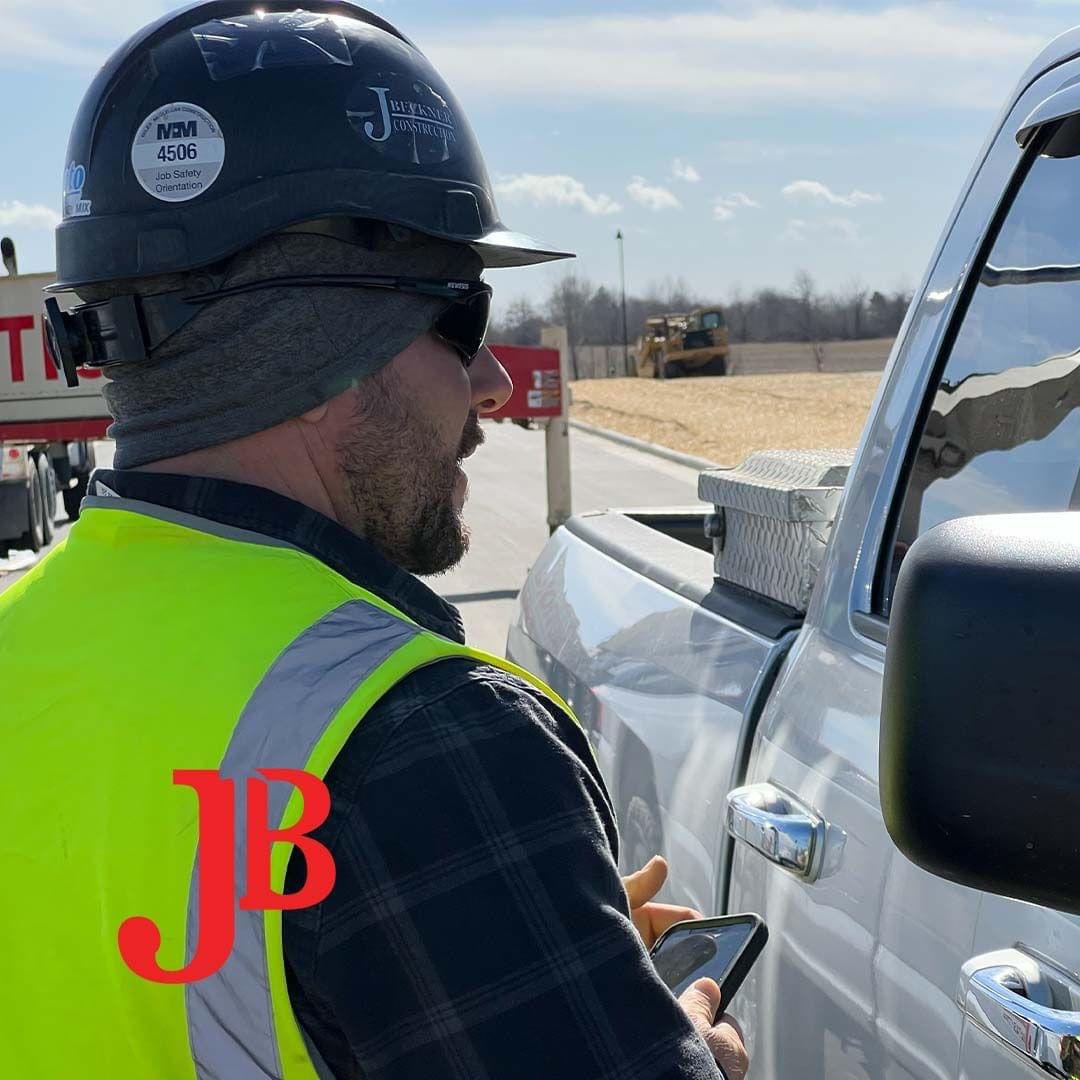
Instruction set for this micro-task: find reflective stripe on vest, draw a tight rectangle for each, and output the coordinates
[0,498,577,1080]
[187,600,417,1080]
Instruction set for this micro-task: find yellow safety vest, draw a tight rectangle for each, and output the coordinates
[0,495,575,1079]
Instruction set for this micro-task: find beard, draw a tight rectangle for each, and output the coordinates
[336,368,484,576]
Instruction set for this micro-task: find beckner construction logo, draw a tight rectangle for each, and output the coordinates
[347,75,458,165]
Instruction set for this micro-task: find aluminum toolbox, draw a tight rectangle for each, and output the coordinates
[697,449,854,612]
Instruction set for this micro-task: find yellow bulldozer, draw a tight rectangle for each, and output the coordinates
[634,308,730,379]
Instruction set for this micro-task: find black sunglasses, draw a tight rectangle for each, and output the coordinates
[44,274,492,387]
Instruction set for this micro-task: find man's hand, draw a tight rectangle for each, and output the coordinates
[622,855,701,950]
[678,978,749,1080]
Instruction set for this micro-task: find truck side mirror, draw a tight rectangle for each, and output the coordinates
[880,512,1080,915]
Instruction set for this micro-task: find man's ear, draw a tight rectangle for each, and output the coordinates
[300,400,330,424]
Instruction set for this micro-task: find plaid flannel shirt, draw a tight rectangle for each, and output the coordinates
[93,469,723,1080]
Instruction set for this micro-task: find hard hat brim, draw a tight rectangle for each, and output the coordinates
[471,229,576,269]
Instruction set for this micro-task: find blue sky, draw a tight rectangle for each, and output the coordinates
[1,1,1077,316]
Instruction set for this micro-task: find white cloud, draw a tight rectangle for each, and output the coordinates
[782,217,862,243]
[494,174,621,216]
[713,192,762,222]
[10,4,1043,120]
[0,0,382,68]
[672,158,702,183]
[0,201,61,230]
[782,179,884,207]
[0,1,171,68]
[626,177,681,211]
[428,6,1041,113]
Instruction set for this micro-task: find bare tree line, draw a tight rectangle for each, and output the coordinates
[490,270,911,350]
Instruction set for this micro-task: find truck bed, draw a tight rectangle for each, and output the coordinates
[506,508,801,914]
[565,508,804,638]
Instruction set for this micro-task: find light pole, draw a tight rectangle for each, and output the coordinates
[616,229,629,376]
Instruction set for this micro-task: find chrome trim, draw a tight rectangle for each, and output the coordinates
[983,262,1080,286]
[961,948,1080,1078]
[726,782,826,882]
[1017,81,1080,147]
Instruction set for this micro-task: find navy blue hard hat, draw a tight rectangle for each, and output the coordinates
[54,1,572,289]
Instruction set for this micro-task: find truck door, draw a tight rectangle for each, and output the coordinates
[893,94,1080,1080]
[727,54,1080,1080]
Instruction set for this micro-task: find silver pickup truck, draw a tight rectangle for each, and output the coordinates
[508,28,1080,1080]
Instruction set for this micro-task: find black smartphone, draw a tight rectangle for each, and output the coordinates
[649,914,768,1009]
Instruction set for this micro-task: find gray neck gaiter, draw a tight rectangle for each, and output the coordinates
[89,227,482,468]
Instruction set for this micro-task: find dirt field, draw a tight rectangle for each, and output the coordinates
[570,371,884,465]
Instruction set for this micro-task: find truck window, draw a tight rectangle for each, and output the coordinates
[882,117,1080,613]
[701,312,724,331]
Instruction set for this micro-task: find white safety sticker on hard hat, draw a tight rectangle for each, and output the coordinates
[131,102,225,203]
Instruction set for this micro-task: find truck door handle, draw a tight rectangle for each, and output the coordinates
[726,783,826,882]
[961,948,1080,1076]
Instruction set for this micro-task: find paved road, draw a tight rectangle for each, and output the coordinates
[430,422,701,653]
[0,425,702,654]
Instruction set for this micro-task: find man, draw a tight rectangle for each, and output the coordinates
[4,4,749,1077]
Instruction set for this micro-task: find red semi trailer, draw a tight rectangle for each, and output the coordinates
[0,270,108,550]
